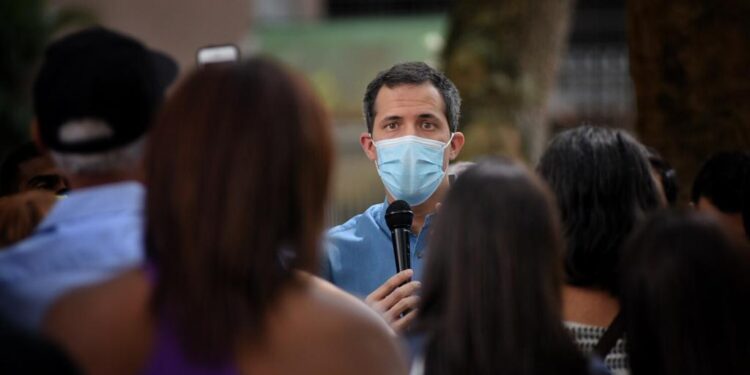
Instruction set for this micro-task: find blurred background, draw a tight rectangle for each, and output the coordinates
[2,0,749,225]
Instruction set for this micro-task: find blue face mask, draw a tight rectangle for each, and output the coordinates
[373,135,453,206]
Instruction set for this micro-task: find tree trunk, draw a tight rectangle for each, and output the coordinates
[627,0,750,202]
[442,0,575,161]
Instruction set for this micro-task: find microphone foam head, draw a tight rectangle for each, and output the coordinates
[385,200,414,230]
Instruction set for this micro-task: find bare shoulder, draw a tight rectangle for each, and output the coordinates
[43,268,152,375]
[240,273,407,375]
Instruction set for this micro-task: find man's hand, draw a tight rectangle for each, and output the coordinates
[365,269,421,334]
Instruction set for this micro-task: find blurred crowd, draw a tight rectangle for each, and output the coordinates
[1,26,749,375]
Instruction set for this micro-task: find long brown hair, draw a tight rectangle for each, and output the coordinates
[145,58,333,361]
[418,158,587,375]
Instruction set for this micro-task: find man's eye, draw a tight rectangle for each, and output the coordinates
[385,123,398,130]
[27,177,54,189]
[421,122,436,129]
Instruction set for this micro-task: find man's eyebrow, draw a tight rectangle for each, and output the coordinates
[417,113,440,119]
[380,115,402,122]
[26,175,63,187]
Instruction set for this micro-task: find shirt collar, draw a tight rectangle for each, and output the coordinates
[375,197,437,235]
[375,198,391,236]
[39,181,145,229]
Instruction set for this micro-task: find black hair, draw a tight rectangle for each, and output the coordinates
[0,142,41,197]
[691,151,750,212]
[418,158,587,375]
[536,126,661,295]
[363,62,461,133]
[646,147,678,206]
[621,210,750,375]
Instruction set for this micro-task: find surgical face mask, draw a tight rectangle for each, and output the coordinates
[373,134,453,206]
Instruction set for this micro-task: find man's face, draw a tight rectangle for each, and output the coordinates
[17,156,69,195]
[360,83,464,168]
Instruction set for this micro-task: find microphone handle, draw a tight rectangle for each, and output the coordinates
[391,228,411,273]
[391,228,413,318]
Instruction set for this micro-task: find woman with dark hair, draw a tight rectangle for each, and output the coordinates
[537,126,661,373]
[42,58,406,375]
[413,158,599,375]
[620,211,750,375]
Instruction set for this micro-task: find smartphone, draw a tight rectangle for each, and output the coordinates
[196,44,239,66]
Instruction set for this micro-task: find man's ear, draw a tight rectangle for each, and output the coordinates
[360,132,377,162]
[30,118,48,153]
[448,131,465,160]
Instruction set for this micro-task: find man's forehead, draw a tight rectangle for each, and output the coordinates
[373,82,446,116]
[18,156,56,178]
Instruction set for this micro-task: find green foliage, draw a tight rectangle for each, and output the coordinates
[0,0,47,154]
[255,16,447,118]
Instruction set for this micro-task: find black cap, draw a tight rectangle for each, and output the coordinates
[33,27,178,154]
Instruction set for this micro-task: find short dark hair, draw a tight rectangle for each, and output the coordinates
[418,158,587,375]
[363,62,461,133]
[621,210,750,375]
[691,151,750,212]
[537,126,661,295]
[146,57,333,361]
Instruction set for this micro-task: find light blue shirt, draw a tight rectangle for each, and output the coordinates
[0,181,145,330]
[322,200,434,298]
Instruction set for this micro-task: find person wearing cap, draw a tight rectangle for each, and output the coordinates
[321,62,465,333]
[0,27,177,330]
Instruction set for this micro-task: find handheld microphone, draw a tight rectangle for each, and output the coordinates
[385,200,414,274]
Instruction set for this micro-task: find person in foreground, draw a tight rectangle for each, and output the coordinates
[537,126,661,374]
[44,59,406,375]
[411,158,608,375]
[620,211,750,375]
[0,27,177,329]
[323,62,465,332]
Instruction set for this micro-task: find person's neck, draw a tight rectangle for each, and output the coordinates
[387,178,449,235]
[68,170,142,190]
[562,284,619,327]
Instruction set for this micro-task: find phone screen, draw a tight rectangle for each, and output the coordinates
[196,45,239,66]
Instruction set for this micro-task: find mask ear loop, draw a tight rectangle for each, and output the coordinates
[370,133,381,169]
[441,133,456,172]
[443,133,455,152]
[445,133,455,148]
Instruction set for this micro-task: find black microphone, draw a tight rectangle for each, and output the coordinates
[385,200,414,274]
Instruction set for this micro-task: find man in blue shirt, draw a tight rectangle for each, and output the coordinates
[323,62,465,332]
[0,27,177,330]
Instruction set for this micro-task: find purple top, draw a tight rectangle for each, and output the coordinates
[141,264,240,375]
